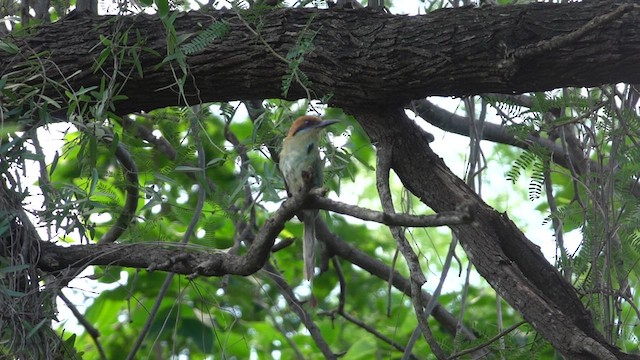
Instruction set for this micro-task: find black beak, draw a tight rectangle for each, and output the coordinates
[316,119,339,129]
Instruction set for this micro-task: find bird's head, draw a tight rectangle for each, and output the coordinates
[287,115,339,138]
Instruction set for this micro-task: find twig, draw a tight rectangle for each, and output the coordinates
[405,235,459,358]
[332,256,346,313]
[513,4,635,59]
[340,311,418,360]
[447,321,527,360]
[263,263,336,359]
[309,194,472,227]
[58,291,107,360]
[387,249,399,317]
[271,238,295,252]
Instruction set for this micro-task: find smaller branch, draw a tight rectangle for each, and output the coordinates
[387,249,399,317]
[98,142,139,244]
[513,4,635,59]
[405,235,459,357]
[332,256,346,313]
[411,99,570,165]
[271,238,295,252]
[376,145,445,359]
[58,291,107,360]
[339,311,418,360]
[263,263,336,359]
[447,321,527,360]
[308,194,472,227]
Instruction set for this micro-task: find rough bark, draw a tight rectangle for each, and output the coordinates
[2,1,640,115]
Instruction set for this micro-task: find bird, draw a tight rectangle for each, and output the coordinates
[279,115,338,282]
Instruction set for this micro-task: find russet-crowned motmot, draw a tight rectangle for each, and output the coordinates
[280,115,338,281]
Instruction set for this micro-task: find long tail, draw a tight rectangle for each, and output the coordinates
[302,209,318,281]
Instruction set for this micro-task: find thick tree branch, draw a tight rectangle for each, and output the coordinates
[3,1,640,115]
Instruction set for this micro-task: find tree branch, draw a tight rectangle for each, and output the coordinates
[308,192,472,227]
[3,1,640,115]
[36,188,307,277]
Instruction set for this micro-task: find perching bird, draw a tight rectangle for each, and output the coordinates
[279,115,338,281]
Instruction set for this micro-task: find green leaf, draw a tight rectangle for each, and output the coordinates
[174,165,203,172]
[0,263,31,273]
[0,40,19,54]
[0,287,26,297]
[343,336,377,359]
[26,319,48,339]
[155,0,169,17]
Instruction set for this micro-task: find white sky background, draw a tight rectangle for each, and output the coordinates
[19,0,581,335]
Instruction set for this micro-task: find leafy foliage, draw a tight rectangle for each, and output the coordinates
[180,21,230,55]
[281,15,318,97]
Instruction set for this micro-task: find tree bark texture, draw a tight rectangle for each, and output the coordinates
[2,1,640,115]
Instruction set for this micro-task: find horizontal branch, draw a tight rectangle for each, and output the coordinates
[411,98,640,198]
[411,99,574,165]
[308,192,473,227]
[3,1,640,114]
[36,189,307,276]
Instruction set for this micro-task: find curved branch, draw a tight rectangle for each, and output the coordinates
[263,263,336,359]
[58,291,107,360]
[411,98,640,199]
[347,105,626,359]
[410,98,575,168]
[375,144,446,359]
[98,142,139,244]
[36,187,306,276]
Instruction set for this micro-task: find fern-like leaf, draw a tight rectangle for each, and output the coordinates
[181,21,230,56]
